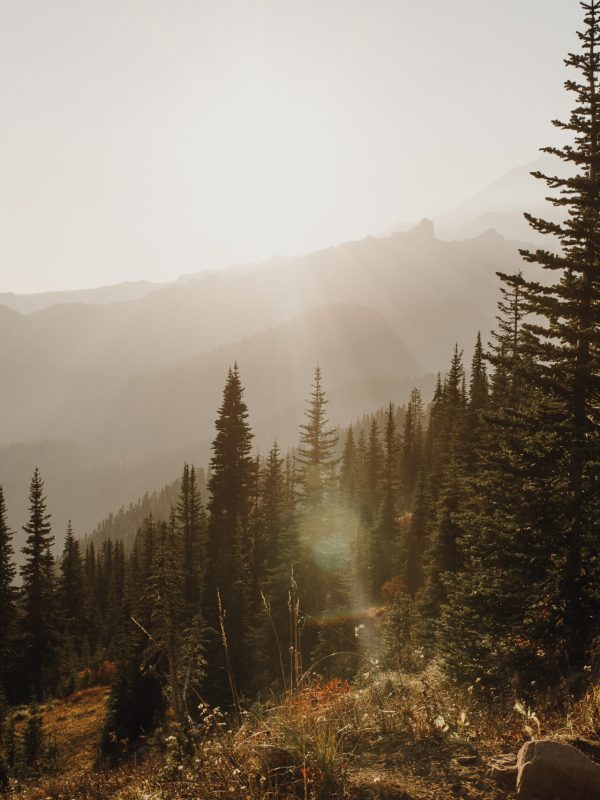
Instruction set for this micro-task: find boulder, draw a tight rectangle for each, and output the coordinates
[489,753,518,788]
[516,739,600,799]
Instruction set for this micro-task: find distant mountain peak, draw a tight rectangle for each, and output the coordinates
[409,218,435,238]
[479,227,504,241]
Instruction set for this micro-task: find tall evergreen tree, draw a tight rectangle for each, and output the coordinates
[363,418,382,528]
[439,275,560,687]
[515,0,600,661]
[339,426,358,504]
[418,348,467,640]
[465,332,489,471]
[295,368,342,616]
[296,366,339,508]
[20,469,58,700]
[0,487,16,696]
[402,388,423,504]
[255,443,301,689]
[58,521,86,690]
[371,403,401,599]
[204,365,255,698]
[144,517,192,726]
[401,470,430,596]
[177,464,207,617]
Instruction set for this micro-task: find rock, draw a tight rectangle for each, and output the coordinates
[489,753,517,788]
[516,739,600,799]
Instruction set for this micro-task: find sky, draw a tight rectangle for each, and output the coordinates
[0,0,582,294]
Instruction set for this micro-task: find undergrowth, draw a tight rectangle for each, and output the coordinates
[5,665,600,799]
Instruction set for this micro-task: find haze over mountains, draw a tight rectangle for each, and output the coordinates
[385,155,564,244]
[0,160,545,556]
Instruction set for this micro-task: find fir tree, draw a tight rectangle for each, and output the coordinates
[295,368,346,625]
[371,403,401,599]
[402,469,430,597]
[204,365,255,699]
[255,443,301,689]
[59,522,85,647]
[144,517,189,726]
[57,522,86,692]
[516,0,600,661]
[339,426,358,504]
[20,469,58,700]
[362,418,382,528]
[296,366,339,509]
[177,464,207,617]
[465,332,488,471]
[0,487,16,696]
[418,348,467,641]
[439,278,559,687]
[402,388,423,504]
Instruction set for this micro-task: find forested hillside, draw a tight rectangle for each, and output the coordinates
[1,3,600,799]
[2,222,513,553]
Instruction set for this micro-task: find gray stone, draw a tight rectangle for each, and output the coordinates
[517,739,600,799]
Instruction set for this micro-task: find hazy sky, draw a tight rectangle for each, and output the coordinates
[0,1,581,293]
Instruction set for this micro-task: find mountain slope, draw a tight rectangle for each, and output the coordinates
[90,302,421,457]
[0,280,168,314]
[0,439,209,563]
[384,156,566,244]
[0,222,525,551]
[0,223,523,449]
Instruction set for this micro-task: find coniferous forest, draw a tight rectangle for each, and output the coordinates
[2,3,600,799]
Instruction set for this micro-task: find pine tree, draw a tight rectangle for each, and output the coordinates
[339,426,358,504]
[515,0,600,661]
[296,366,339,509]
[260,443,287,571]
[101,516,164,759]
[0,487,16,696]
[371,403,401,599]
[59,523,85,647]
[418,348,467,641]
[20,469,58,700]
[145,518,189,726]
[295,368,345,624]
[83,541,101,659]
[255,443,301,689]
[177,464,207,617]
[402,388,423,504]
[402,469,430,596]
[424,374,445,505]
[248,453,264,618]
[204,365,255,699]
[489,271,528,400]
[439,278,559,687]
[465,332,488,471]
[57,522,86,693]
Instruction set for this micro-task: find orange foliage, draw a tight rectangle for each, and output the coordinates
[76,660,116,689]
[380,575,408,604]
[288,677,351,715]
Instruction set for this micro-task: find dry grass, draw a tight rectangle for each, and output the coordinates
[7,668,600,800]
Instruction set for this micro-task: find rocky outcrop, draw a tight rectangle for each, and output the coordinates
[516,739,600,799]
